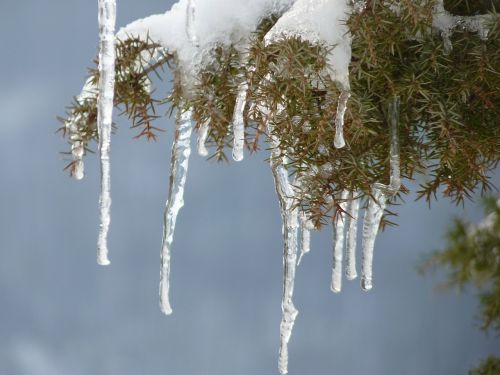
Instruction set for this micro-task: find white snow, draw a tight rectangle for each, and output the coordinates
[159,109,194,315]
[96,0,117,266]
[264,0,352,90]
[433,0,492,53]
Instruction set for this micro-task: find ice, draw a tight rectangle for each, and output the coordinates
[433,0,492,53]
[361,97,401,291]
[268,127,299,375]
[345,190,360,280]
[159,109,194,315]
[96,0,117,266]
[186,0,199,46]
[333,90,350,149]
[232,80,248,161]
[297,211,314,265]
[331,190,349,293]
[197,120,210,156]
[360,186,386,291]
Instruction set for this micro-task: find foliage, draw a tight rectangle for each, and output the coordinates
[420,196,500,373]
[60,0,499,224]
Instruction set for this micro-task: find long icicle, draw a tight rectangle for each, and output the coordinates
[331,190,349,293]
[268,127,299,375]
[197,120,209,157]
[232,45,251,162]
[96,0,117,266]
[159,109,194,315]
[361,97,401,291]
[345,190,360,280]
[333,89,350,149]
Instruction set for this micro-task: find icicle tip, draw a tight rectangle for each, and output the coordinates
[361,277,372,291]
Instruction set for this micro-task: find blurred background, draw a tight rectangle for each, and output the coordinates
[0,1,498,374]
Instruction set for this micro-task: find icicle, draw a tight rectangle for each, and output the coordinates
[333,90,350,149]
[361,97,401,291]
[96,0,117,266]
[70,139,85,180]
[331,190,349,293]
[197,120,209,157]
[159,109,194,315]
[345,190,360,280]
[232,80,248,161]
[297,212,314,266]
[232,45,251,162]
[433,0,492,53]
[185,0,199,46]
[360,186,385,291]
[268,126,299,375]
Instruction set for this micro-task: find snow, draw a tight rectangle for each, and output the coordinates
[264,0,352,90]
[433,0,492,53]
[159,109,194,315]
[96,0,117,266]
[116,0,295,89]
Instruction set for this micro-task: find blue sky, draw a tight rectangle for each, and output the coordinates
[0,1,497,374]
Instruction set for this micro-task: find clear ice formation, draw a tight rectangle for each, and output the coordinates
[345,190,360,280]
[297,211,314,265]
[333,90,351,149]
[197,120,210,157]
[159,109,194,315]
[268,129,299,375]
[331,190,349,293]
[96,0,117,266]
[186,0,199,46]
[361,97,401,291]
[433,0,492,53]
[232,80,248,161]
[232,46,251,162]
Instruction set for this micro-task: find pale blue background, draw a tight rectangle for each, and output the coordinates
[0,1,497,374]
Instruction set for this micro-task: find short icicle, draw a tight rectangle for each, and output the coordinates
[331,190,349,293]
[345,190,360,280]
[361,97,401,291]
[159,109,194,315]
[197,120,209,157]
[96,0,117,266]
[297,211,314,266]
[185,0,199,46]
[269,132,299,375]
[232,80,248,161]
[333,89,350,149]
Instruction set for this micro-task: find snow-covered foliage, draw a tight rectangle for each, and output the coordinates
[61,0,499,373]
